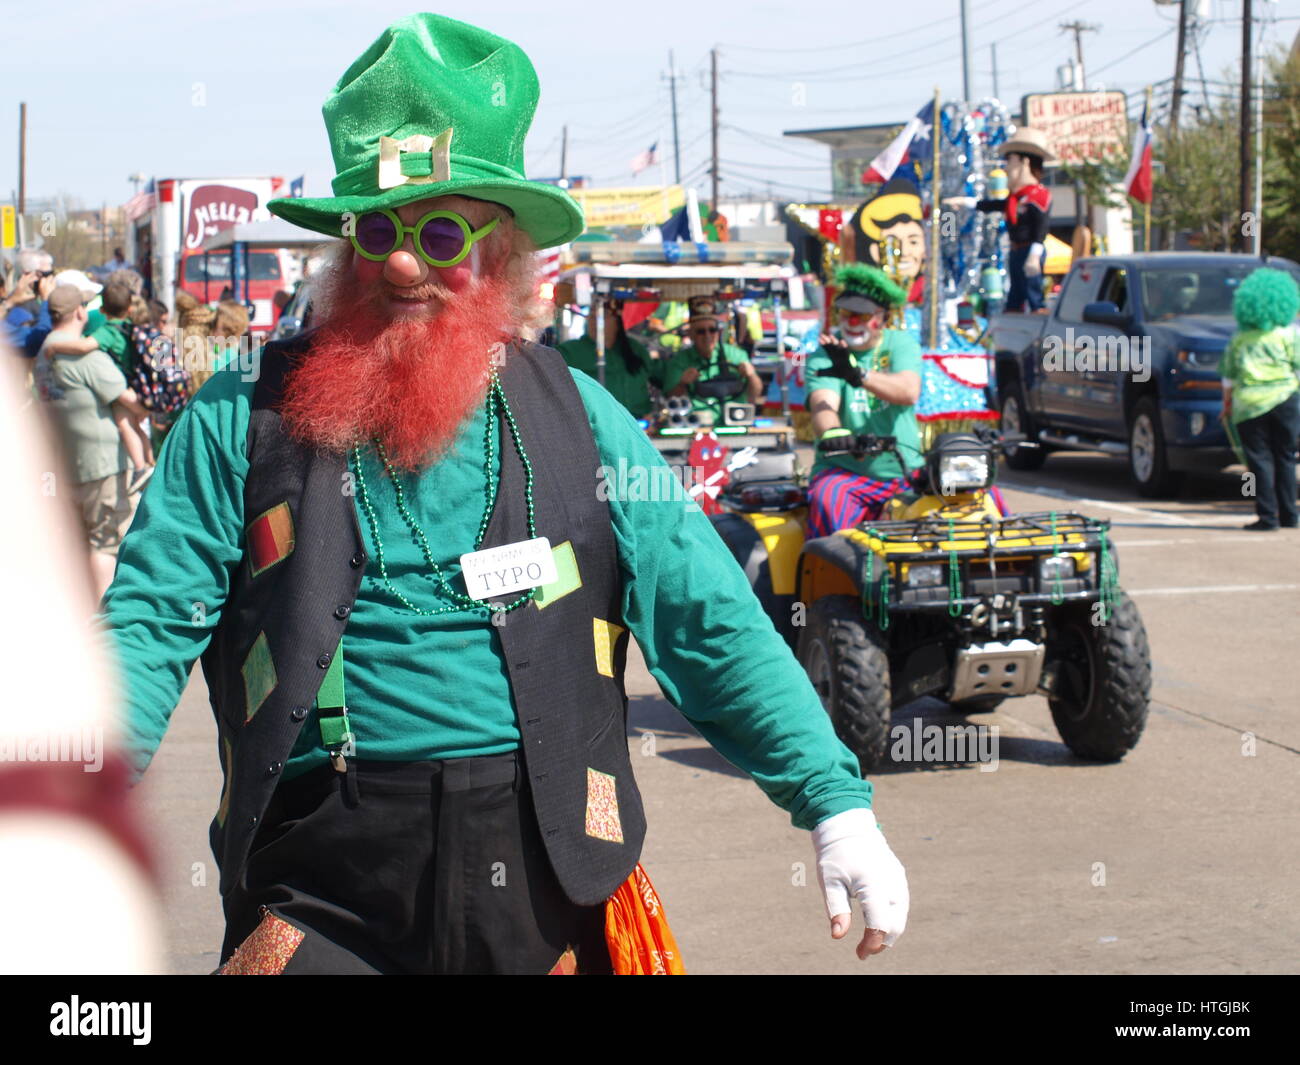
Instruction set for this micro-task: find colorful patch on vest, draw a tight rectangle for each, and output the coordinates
[533,540,581,611]
[592,618,625,678]
[218,911,305,975]
[585,767,624,844]
[242,632,277,722]
[247,501,295,578]
[548,948,578,975]
[216,735,233,828]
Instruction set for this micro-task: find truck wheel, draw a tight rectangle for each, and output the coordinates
[797,596,892,772]
[712,513,796,646]
[1047,590,1151,761]
[1000,383,1047,470]
[1128,397,1183,497]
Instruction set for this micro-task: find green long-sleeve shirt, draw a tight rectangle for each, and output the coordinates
[101,354,871,829]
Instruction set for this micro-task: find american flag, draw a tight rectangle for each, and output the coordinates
[124,179,156,221]
[630,142,659,176]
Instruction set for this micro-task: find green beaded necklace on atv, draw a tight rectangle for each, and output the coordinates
[350,370,538,618]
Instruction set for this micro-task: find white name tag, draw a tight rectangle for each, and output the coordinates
[460,536,558,601]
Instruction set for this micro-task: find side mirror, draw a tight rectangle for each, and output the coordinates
[1082,300,1130,329]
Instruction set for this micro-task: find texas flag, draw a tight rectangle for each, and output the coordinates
[1123,101,1154,205]
[863,101,935,185]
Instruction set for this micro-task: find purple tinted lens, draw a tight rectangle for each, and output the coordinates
[356,212,397,255]
[419,217,467,263]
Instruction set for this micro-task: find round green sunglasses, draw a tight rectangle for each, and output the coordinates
[349,208,500,267]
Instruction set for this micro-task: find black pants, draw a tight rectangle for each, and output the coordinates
[220,753,611,974]
[1237,391,1300,527]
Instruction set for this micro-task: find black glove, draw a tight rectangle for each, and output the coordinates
[821,338,864,389]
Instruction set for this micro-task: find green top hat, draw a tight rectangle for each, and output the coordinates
[268,13,584,249]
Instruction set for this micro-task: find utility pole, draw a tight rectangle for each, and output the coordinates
[1170,0,1190,135]
[17,103,26,216]
[1060,21,1099,89]
[559,124,568,180]
[991,43,1000,100]
[710,48,720,211]
[960,0,973,102]
[665,51,683,185]
[1240,0,1252,252]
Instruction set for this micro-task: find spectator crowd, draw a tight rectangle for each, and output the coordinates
[2,247,252,594]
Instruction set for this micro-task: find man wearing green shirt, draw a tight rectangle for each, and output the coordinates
[99,14,907,975]
[663,301,763,423]
[556,301,663,418]
[806,263,923,538]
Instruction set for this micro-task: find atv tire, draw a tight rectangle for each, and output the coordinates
[798,596,892,771]
[712,513,796,646]
[1047,589,1151,760]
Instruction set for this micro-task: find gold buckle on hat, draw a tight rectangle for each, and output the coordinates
[377,128,453,190]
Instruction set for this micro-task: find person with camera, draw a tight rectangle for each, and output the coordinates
[806,263,923,538]
[663,299,762,424]
[3,252,59,358]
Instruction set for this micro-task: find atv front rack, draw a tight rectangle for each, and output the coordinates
[848,510,1120,618]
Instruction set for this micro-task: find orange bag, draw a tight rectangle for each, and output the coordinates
[603,863,686,975]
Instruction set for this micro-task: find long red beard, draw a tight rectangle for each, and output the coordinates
[279,275,516,471]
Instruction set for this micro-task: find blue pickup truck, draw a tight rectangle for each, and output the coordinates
[990,252,1300,496]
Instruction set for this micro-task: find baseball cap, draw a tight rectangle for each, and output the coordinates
[47,285,88,319]
[55,269,103,298]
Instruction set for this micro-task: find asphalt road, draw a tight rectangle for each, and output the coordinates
[136,449,1300,975]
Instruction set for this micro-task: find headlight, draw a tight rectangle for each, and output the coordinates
[1038,555,1076,583]
[1177,349,1221,369]
[904,563,944,587]
[938,453,991,495]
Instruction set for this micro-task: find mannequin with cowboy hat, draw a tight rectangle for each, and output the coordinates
[99,13,907,974]
[947,127,1056,313]
[663,296,763,423]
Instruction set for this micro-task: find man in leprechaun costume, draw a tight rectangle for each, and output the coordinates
[100,13,908,975]
[806,263,923,538]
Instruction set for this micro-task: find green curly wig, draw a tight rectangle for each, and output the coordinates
[834,261,906,310]
[1233,268,1300,332]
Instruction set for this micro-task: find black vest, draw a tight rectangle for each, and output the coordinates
[200,335,646,906]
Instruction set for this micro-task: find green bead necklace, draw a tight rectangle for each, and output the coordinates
[350,371,537,619]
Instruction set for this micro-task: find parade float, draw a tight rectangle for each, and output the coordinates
[779,96,1068,447]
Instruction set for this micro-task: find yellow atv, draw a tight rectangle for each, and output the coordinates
[712,429,1152,770]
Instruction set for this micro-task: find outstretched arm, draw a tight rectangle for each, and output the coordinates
[99,367,254,777]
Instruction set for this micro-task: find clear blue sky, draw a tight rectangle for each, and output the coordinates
[2,0,1294,210]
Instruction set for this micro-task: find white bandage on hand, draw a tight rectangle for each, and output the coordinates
[812,807,910,947]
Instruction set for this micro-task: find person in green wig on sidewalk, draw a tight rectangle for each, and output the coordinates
[1220,267,1300,531]
[97,12,907,975]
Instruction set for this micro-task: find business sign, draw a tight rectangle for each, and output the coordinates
[570,185,686,229]
[1,205,15,249]
[183,184,262,250]
[1022,91,1128,165]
